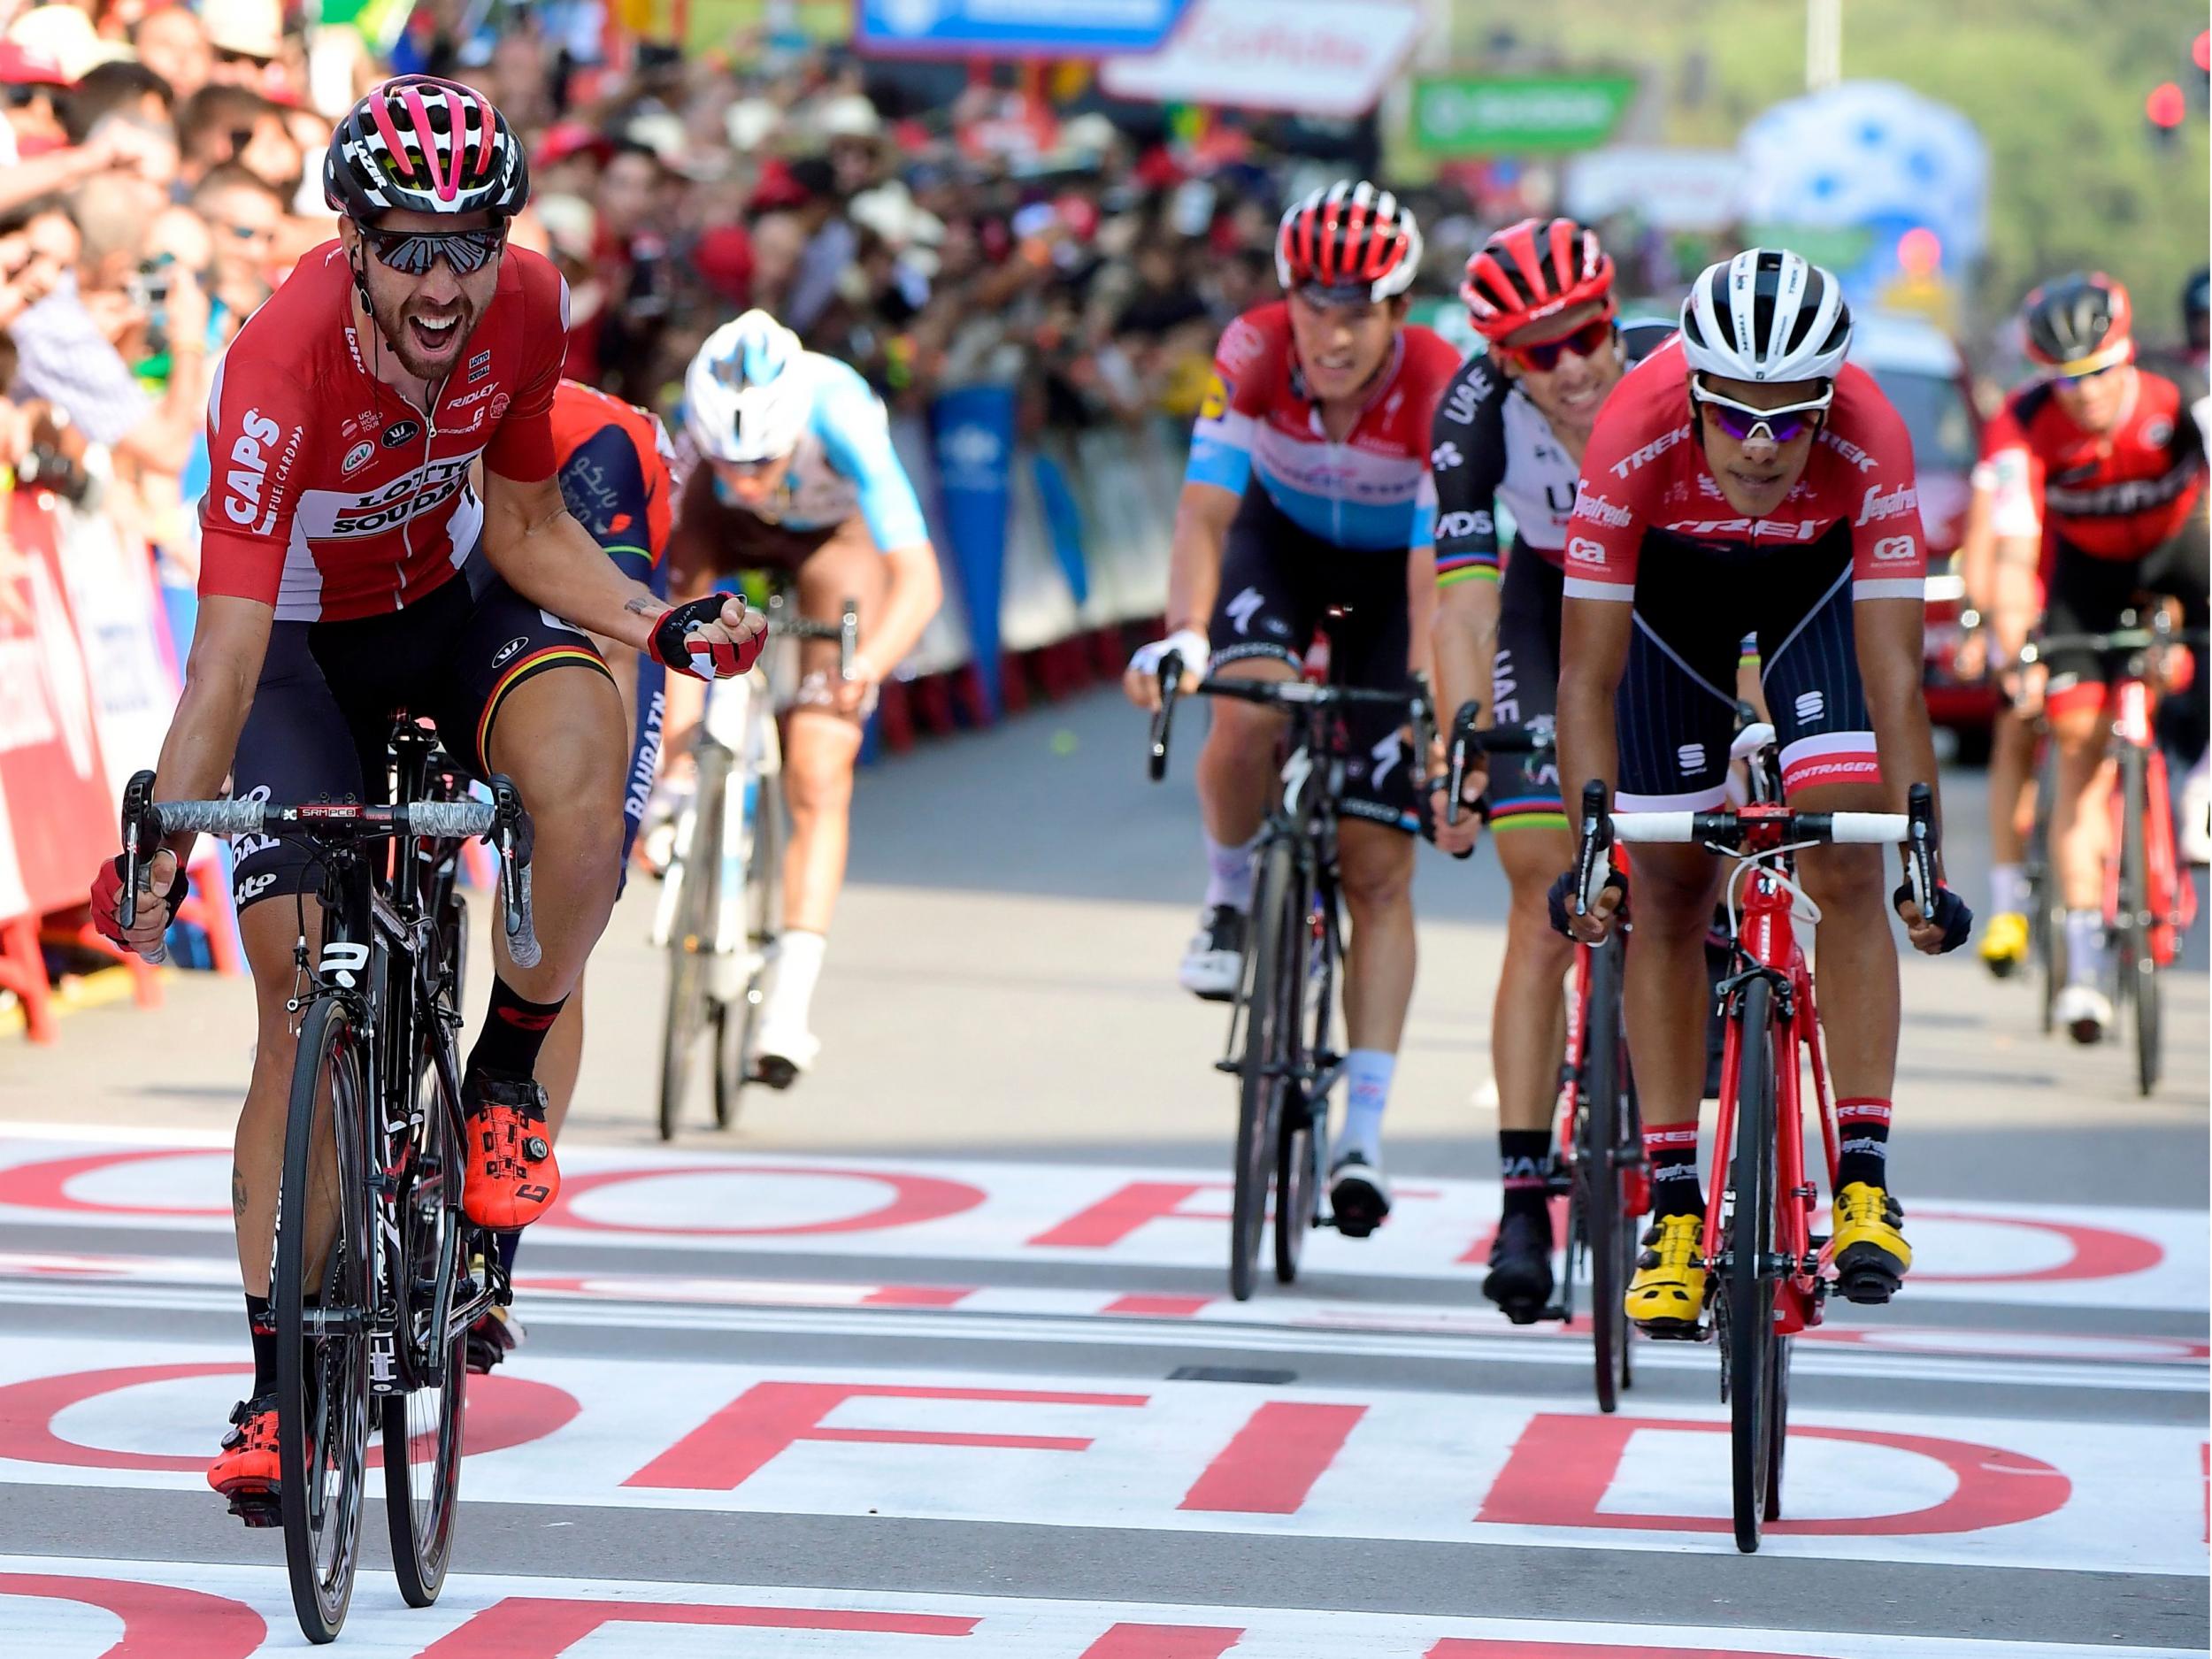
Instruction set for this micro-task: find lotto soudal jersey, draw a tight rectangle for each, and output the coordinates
[1562,342,1928,603]
[1185,301,1461,552]
[1431,318,1677,585]
[1981,370,2207,560]
[197,242,570,623]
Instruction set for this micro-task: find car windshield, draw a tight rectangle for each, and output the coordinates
[1868,366,1978,474]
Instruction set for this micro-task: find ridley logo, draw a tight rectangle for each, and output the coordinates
[383,418,423,448]
[341,441,375,474]
[448,382,498,410]
[492,635,528,666]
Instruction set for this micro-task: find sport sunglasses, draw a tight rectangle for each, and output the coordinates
[363,225,507,277]
[1692,375,1833,444]
[1502,316,1616,372]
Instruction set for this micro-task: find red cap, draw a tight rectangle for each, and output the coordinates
[694,225,754,305]
[0,42,71,88]
[746,158,813,214]
[536,121,613,172]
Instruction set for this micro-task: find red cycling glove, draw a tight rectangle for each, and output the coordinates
[648,595,765,681]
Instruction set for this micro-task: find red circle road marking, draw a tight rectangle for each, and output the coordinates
[0,1150,228,1219]
[547,1165,987,1237]
[0,1571,265,1659]
[0,1363,577,1471]
[1909,1210,2165,1285]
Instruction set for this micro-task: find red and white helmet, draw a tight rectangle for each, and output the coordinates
[1274,180,1423,303]
[1459,218,1615,343]
[324,75,530,224]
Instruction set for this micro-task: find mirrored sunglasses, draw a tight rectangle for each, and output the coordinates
[1693,376,1832,444]
[1503,316,1615,373]
[365,226,506,277]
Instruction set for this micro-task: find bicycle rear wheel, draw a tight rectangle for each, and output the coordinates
[1583,937,1636,1414]
[1233,840,1299,1302]
[2117,746,2160,1095]
[275,997,372,1642]
[383,1044,465,1607]
[1724,975,1778,1555]
[658,745,729,1140]
[1274,885,1329,1284]
[716,763,783,1128]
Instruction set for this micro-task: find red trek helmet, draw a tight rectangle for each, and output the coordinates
[1460,217,1616,343]
[1274,179,1423,303]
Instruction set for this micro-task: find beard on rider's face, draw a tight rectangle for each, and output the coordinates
[365,275,478,380]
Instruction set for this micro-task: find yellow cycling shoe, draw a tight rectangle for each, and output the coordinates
[1832,1182,1910,1305]
[1978,911,2028,979]
[1624,1212,1707,1334]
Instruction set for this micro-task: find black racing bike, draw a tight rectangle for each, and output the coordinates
[1148,612,1439,1302]
[119,719,537,1644]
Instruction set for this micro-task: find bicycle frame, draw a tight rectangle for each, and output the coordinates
[1698,808,1840,1339]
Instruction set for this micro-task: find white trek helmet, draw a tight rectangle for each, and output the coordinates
[685,311,810,464]
[1678,248,1853,384]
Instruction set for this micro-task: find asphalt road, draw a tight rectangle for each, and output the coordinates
[0,687,2204,1656]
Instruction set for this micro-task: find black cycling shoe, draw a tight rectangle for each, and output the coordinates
[1483,1210,1555,1324]
[1328,1153,1391,1239]
[465,1303,525,1374]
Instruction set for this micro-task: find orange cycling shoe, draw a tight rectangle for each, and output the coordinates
[463,1071,559,1230]
[209,1395,284,1525]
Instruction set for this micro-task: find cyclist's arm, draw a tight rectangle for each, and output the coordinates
[150,593,273,863]
[1170,317,1273,644]
[1980,434,2044,664]
[1556,591,1632,810]
[815,367,943,680]
[481,465,682,652]
[1427,361,1507,728]
[1555,396,1652,804]
[1847,396,1947,841]
[1165,481,1240,639]
[1407,488,1437,685]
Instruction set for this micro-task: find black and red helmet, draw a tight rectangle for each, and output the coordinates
[1460,217,1616,343]
[2021,272,2133,375]
[324,75,530,225]
[1274,180,1423,303]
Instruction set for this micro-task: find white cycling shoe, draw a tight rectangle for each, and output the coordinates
[751,1015,819,1090]
[2053,983,2112,1046]
[1328,1152,1392,1239]
[2181,755,2211,867]
[1179,904,1246,1002]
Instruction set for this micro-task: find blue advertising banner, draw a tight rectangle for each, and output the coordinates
[856,0,1190,60]
[931,384,1019,715]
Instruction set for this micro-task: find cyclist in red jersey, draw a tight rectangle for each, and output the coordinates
[1983,273,2209,1041]
[1552,250,1971,1332]
[1122,180,1457,1234]
[85,76,763,1515]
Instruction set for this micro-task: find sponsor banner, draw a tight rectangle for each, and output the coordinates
[1101,0,1425,119]
[1,1557,2200,1659]
[0,1138,2202,1311]
[856,0,1190,60]
[0,1339,2200,1573]
[46,499,180,812]
[930,385,1018,712]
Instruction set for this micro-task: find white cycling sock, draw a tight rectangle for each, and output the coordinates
[1339,1048,1394,1164]
[1988,863,2029,918]
[764,929,826,1029]
[2062,909,2108,988]
[1202,833,1257,911]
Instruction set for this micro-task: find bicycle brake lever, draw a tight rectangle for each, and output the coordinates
[119,768,157,932]
[1148,654,1181,782]
[1905,781,1936,917]
[1445,701,1481,828]
[1577,779,1613,914]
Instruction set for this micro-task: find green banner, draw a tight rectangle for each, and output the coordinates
[1743,222,1877,274]
[1411,74,1638,156]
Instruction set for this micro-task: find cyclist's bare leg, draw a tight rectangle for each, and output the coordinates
[1988,707,2036,869]
[1338,818,1416,1052]
[1621,841,1726,1145]
[1493,826,1574,1133]
[782,710,861,931]
[234,896,339,1298]
[1194,656,1294,847]
[2047,700,2115,911]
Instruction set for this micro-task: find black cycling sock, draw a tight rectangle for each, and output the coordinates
[1836,1098,1892,1190]
[1498,1130,1551,1223]
[467,977,567,1085]
[246,1294,277,1398]
[1643,1125,1704,1220]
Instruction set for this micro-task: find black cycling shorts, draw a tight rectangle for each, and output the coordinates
[1486,543,1567,832]
[1206,488,1417,833]
[2041,530,2211,696]
[1616,524,1875,810]
[228,555,613,912]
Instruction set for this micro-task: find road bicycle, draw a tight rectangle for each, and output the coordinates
[119,725,538,1642]
[1147,614,1438,1302]
[654,589,857,1139]
[1572,739,1938,1552]
[1438,709,1643,1413]
[2019,611,2204,1094]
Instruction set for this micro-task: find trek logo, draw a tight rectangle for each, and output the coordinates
[493,635,528,666]
[1855,482,1918,525]
[1574,490,1633,528]
[1871,534,1917,562]
[1668,516,1821,541]
[383,419,424,448]
[1566,536,1607,566]
[341,441,375,474]
[222,410,284,526]
[1820,430,1878,473]
[1607,423,1691,480]
[1436,509,1492,541]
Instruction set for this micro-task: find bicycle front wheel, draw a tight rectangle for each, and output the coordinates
[658,745,729,1140]
[1583,936,1637,1414]
[1724,975,1778,1555]
[275,996,373,1642]
[1233,840,1301,1302]
[383,1045,466,1607]
[2117,745,2160,1095]
[1274,880,1329,1285]
[716,761,783,1128]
